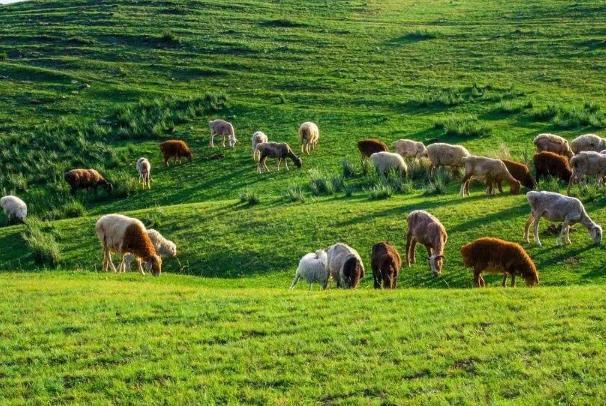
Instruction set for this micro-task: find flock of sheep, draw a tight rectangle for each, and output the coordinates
[0,116,603,286]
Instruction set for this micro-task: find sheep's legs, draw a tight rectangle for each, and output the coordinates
[558,219,571,245]
[290,275,300,289]
[501,274,507,287]
[523,214,535,243]
[533,215,542,246]
[405,233,415,266]
[277,159,281,171]
[511,274,516,287]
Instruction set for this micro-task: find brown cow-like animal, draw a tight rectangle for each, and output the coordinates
[159,140,193,167]
[371,241,402,289]
[64,169,113,194]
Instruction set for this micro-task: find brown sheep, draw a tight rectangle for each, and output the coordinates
[406,210,448,275]
[501,159,537,190]
[533,151,572,183]
[460,156,520,196]
[159,140,193,167]
[460,237,539,288]
[254,142,302,173]
[371,241,402,289]
[64,169,113,194]
[357,139,388,159]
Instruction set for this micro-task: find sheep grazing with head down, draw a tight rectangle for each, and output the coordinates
[393,139,427,160]
[524,191,602,246]
[209,119,237,148]
[120,228,177,272]
[371,241,401,289]
[0,195,27,223]
[326,243,365,288]
[290,249,329,289]
[533,133,573,159]
[370,151,407,179]
[298,122,319,155]
[136,157,151,189]
[255,142,302,173]
[567,151,606,194]
[461,237,539,288]
[357,139,388,159]
[95,214,162,276]
[533,151,572,183]
[501,159,536,190]
[251,131,268,159]
[460,156,520,196]
[406,210,448,275]
[159,140,192,167]
[571,133,606,154]
[64,169,113,194]
[426,143,470,177]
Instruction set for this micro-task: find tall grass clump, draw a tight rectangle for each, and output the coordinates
[537,176,562,193]
[494,99,533,114]
[284,185,306,203]
[529,102,606,129]
[342,160,357,178]
[424,171,449,195]
[368,183,393,200]
[239,190,261,206]
[309,170,334,196]
[21,218,61,267]
[433,115,491,138]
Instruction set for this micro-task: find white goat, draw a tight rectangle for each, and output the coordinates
[426,143,470,176]
[533,133,573,158]
[298,122,319,155]
[568,151,606,193]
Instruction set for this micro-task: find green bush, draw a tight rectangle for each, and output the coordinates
[284,185,306,203]
[21,218,61,268]
[309,171,334,196]
[368,183,393,200]
[424,171,448,195]
[342,160,357,178]
[239,190,260,206]
[434,115,491,138]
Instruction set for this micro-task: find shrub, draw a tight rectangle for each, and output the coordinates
[368,183,393,200]
[309,170,333,196]
[360,159,371,176]
[21,218,61,268]
[390,177,414,194]
[402,29,438,41]
[433,115,491,138]
[239,190,261,206]
[494,99,533,114]
[284,185,306,203]
[331,175,345,193]
[344,184,355,197]
[408,159,432,182]
[424,171,448,195]
[160,31,180,45]
[110,171,139,198]
[342,160,357,178]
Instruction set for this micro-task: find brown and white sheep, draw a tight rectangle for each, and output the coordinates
[136,157,151,189]
[426,143,470,177]
[64,169,113,194]
[209,119,237,148]
[393,139,427,160]
[501,159,536,190]
[460,156,520,196]
[533,133,573,158]
[371,241,401,289]
[326,243,365,288]
[298,122,319,155]
[254,142,302,173]
[571,133,606,154]
[120,228,177,272]
[533,151,572,183]
[251,131,268,159]
[95,214,162,276]
[461,237,539,288]
[159,140,193,167]
[405,210,448,275]
[357,139,388,159]
[568,151,606,193]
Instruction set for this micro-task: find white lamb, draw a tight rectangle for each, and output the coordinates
[209,119,237,148]
[0,195,27,223]
[426,143,470,176]
[568,151,606,193]
[369,151,407,179]
[251,131,268,159]
[570,134,606,154]
[136,157,151,189]
[393,139,427,159]
[298,122,319,155]
[290,249,329,289]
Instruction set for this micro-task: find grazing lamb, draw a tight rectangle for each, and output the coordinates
[357,139,388,159]
[533,133,573,158]
[120,228,177,272]
[0,195,27,223]
[405,210,448,275]
[298,122,319,155]
[524,191,602,246]
[255,142,302,173]
[393,139,428,160]
[159,140,192,167]
[369,151,407,179]
[571,133,606,154]
[371,241,401,289]
[568,151,606,193]
[95,214,162,276]
[136,157,151,189]
[501,159,536,190]
[460,156,520,196]
[209,119,237,148]
[461,237,539,288]
[64,169,113,194]
[251,131,268,159]
[533,151,572,183]
[326,243,365,288]
[426,143,470,177]
[290,249,329,289]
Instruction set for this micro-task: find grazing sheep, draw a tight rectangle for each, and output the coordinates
[298,122,319,155]
[369,151,407,179]
[120,228,177,272]
[524,191,602,246]
[326,243,365,288]
[533,133,573,158]
[533,151,572,183]
[136,157,151,189]
[159,140,193,167]
[568,151,606,193]
[501,159,536,190]
[371,241,401,289]
[64,169,113,194]
[461,237,539,288]
[426,143,470,177]
[571,133,606,154]
[95,214,162,276]
[460,156,520,196]
[209,119,237,148]
[405,210,448,275]
[393,139,428,160]
[290,249,329,289]
[357,139,388,159]
[0,195,27,223]
[255,142,302,173]
[251,131,268,159]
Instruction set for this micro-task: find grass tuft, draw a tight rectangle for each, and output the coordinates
[21,218,61,267]
[239,190,261,206]
[434,115,491,138]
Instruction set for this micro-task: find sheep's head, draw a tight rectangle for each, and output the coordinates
[146,255,162,277]
[524,270,539,287]
[510,179,521,195]
[291,154,303,168]
[427,254,444,275]
[525,175,537,190]
[228,135,237,148]
[102,180,113,193]
[186,150,193,161]
[591,224,602,245]
[342,256,363,288]
[418,145,428,158]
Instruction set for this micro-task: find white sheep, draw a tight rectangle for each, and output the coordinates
[393,139,427,160]
[251,131,268,159]
[326,243,365,288]
[571,134,606,154]
[460,156,520,196]
[568,151,606,193]
[426,143,470,177]
[120,228,177,272]
[524,191,602,246]
[209,119,237,148]
[0,195,27,223]
[298,122,319,155]
[136,157,151,189]
[369,151,407,179]
[290,249,329,289]
[533,133,573,158]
